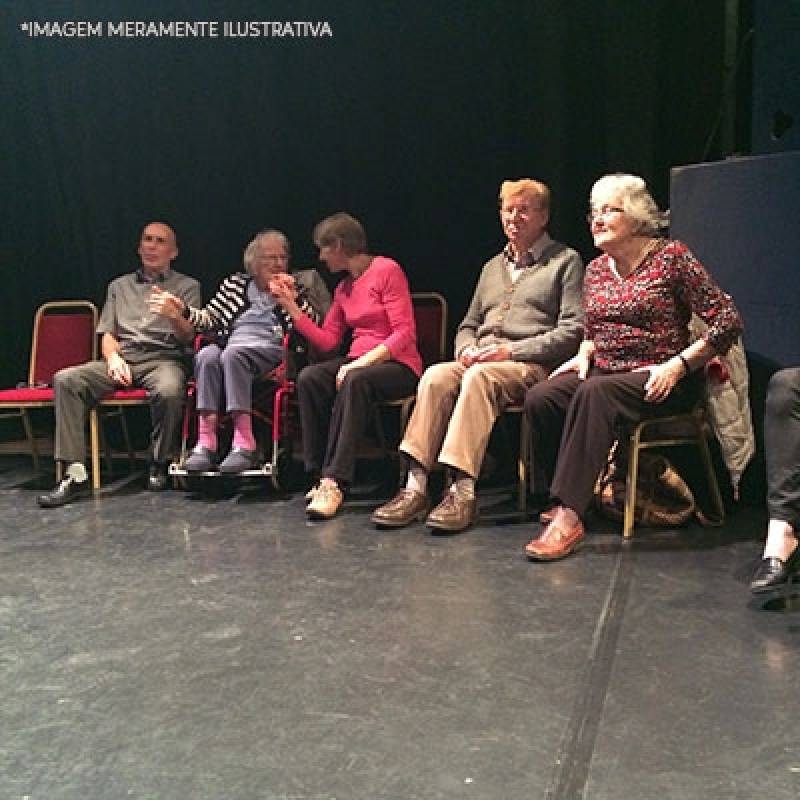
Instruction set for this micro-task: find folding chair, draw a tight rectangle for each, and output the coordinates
[621,405,725,538]
[89,388,151,490]
[374,292,448,449]
[0,301,98,474]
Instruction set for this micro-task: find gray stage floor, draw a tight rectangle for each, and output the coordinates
[1,457,798,800]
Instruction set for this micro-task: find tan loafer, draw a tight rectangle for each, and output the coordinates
[426,487,477,533]
[525,519,585,561]
[306,481,343,519]
[371,489,429,528]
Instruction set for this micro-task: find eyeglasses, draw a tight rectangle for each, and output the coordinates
[586,205,625,224]
[501,204,545,217]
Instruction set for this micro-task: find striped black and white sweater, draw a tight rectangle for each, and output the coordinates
[186,271,324,341]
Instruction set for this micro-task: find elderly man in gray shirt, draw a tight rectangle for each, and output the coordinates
[38,221,201,508]
[372,179,584,532]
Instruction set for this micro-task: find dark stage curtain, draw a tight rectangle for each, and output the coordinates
[1,0,740,392]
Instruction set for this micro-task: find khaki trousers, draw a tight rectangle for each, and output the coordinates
[399,360,546,479]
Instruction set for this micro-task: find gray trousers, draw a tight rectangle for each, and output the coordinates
[53,357,189,465]
[765,367,800,528]
[194,342,283,413]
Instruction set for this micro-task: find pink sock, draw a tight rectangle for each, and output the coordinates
[197,413,218,451]
[231,411,256,451]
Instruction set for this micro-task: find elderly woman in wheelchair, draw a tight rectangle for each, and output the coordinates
[150,229,327,473]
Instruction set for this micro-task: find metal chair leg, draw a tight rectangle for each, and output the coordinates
[20,409,40,474]
[517,413,529,513]
[89,409,101,490]
[694,424,726,526]
[623,427,643,539]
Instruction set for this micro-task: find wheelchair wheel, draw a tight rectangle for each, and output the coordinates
[271,443,301,492]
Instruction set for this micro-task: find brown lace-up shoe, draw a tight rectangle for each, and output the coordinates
[371,489,429,528]
[426,487,477,533]
[525,518,585,561]
[306,481,343,519]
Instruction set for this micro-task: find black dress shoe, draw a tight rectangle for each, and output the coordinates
[750,545,800,593]
[147,463,170,491]
[37,475,91,508]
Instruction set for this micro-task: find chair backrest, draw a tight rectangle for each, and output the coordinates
[30,301,98,386]
[411,292,448,369]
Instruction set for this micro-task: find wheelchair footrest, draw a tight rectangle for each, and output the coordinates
[169,464,275,478]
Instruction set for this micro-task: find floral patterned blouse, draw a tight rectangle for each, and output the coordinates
[584,239,743,373]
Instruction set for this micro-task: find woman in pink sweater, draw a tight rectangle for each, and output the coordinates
[271,213,422,519]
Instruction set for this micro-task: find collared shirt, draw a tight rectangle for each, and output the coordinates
[503,232,554,283]
[97,268,202,363]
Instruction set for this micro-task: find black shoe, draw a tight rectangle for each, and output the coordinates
[750,545,800,593]
[37,475,91,508]
[184,446,218,473]
[147,463,170,491]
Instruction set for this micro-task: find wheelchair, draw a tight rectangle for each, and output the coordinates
[169,333,305,492]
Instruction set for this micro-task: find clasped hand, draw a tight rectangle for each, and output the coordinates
[458,343,512,367]
[268,273,297,304]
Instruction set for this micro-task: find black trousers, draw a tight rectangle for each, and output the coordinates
[765,367,800,528]
[524,368,701,517]
[296,357,418,484]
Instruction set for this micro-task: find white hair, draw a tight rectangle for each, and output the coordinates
[243,229,290,274]
[590,173,669,236]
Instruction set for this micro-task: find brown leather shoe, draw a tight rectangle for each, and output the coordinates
[525,518,585,561]
[371,489,429,528]
[426,487,477,533]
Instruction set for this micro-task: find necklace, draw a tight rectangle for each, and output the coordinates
[611,238,660,278]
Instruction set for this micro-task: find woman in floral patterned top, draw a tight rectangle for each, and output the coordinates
[523,173,743,561]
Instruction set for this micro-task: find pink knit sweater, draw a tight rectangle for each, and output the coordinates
[293,256,422,376]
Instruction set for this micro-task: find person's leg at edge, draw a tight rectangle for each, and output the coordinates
[763,368,800,561]
[751,368,800,591]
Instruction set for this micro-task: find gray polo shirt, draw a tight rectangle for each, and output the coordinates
[97,269,202,363]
